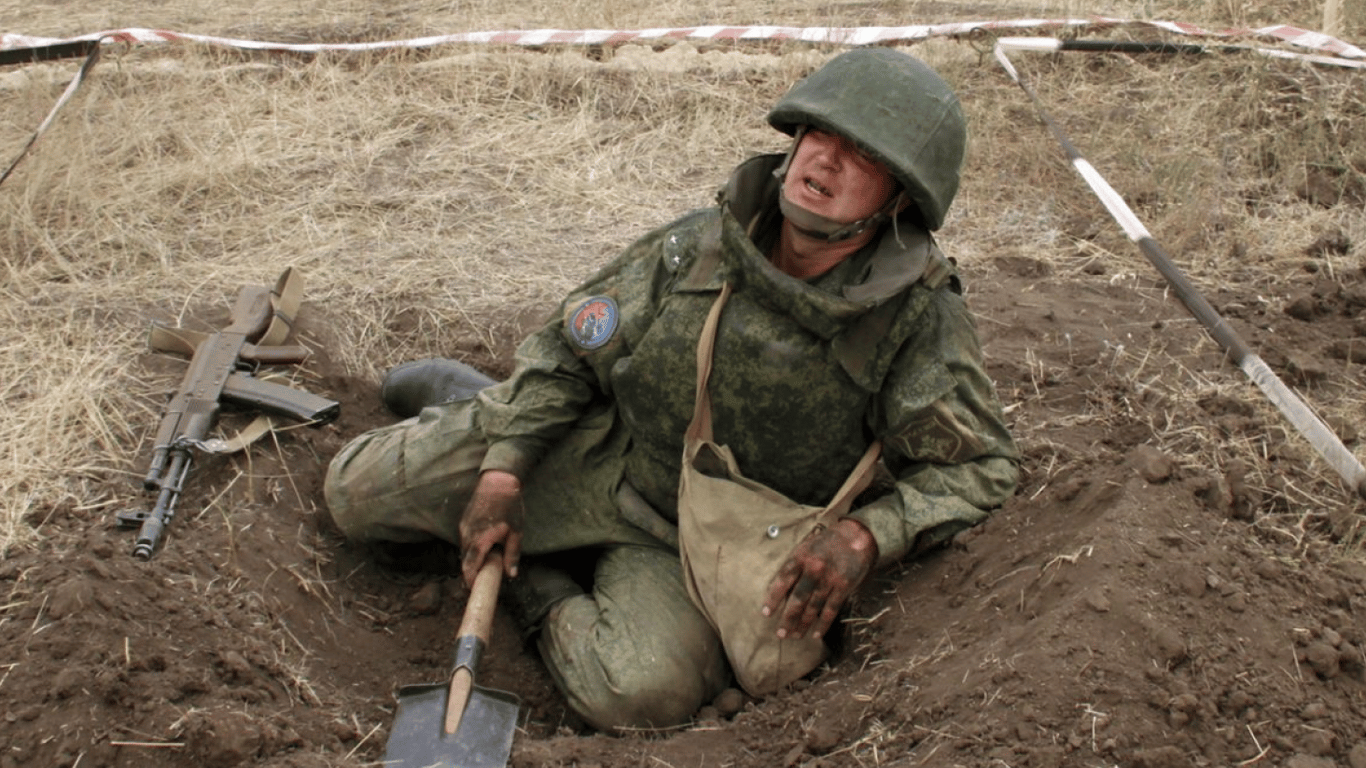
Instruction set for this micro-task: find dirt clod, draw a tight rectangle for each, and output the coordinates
[408,581,444,615]
[1132,444,1175,484]
[711,687,747,717]
[1303,641,1342,679]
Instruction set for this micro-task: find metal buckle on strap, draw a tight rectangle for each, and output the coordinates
[259,267,306,346]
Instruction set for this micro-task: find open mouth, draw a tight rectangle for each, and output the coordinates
[804,178,831,197]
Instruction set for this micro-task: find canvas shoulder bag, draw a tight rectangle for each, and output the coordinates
[677,282,882,695]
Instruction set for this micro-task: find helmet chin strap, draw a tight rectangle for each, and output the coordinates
[778,191,898,243]
[772,126,904,244]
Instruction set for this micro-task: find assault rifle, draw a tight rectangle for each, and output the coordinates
[116,268,340,559]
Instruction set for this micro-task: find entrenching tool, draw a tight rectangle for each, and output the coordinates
[382,558,520,768]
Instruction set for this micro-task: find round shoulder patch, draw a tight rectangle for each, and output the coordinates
[568,296,619,350]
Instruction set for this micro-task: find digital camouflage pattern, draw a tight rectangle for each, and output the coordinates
[325,152,1021,729]
[475,153,1018,568]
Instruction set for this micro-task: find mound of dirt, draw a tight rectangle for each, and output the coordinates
[3,249,1365,768]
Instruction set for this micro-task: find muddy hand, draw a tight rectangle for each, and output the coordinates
[763,519,877,640]
[458,469,525,587]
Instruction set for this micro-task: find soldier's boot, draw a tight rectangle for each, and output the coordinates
[503,561,585,640]
[380,358,499,418]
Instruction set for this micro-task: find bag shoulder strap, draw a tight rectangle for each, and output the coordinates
[820,440,882,520]
[687,282,733,443]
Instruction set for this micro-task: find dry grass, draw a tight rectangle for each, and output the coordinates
[1,0,1363,555]
[971,41,1366,525]
[0,1,1179,41]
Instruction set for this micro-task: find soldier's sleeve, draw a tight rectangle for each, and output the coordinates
[475,216,692,481]
[847,288,1021,569]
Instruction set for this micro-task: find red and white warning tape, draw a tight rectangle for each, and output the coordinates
[2,17,1360,190]
[1,16,1362,60]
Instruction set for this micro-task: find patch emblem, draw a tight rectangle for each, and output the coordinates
[568,296,618,350]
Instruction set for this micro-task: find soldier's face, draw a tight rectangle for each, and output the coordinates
[782,129,898,224]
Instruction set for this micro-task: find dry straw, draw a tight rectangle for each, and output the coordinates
[0,38,836,554]
[1,0,1363,555]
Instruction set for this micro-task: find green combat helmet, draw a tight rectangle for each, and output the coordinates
[767,47,966,232]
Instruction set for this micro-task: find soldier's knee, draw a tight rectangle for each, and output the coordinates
[322,450,357,535]
[322,446,363,539]
[571,632,718,730]
[321,434,409,543]
[537,555,729,732]
[572,665,708,732]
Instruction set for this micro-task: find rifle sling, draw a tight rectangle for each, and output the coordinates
[198,415,275,454]
[147,269,309,358]
[146,269,314,456]
[147,324,206,356]
[260,268,305,347]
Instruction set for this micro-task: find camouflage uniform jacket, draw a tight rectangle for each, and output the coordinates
[476,155,1019,568]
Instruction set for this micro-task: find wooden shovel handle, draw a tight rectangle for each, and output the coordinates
[444,557,502,735]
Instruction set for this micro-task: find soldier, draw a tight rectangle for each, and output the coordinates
[325,47,1019,731]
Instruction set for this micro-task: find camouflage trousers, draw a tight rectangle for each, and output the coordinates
[323,398,730,730]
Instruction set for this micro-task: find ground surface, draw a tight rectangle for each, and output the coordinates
[3,248,1366,768]
[3,4,1366,768]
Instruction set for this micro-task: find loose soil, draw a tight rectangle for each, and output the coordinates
[4,245,1366,768]
[3,10,1366,765]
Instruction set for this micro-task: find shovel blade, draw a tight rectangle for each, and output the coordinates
[382,682,520,768]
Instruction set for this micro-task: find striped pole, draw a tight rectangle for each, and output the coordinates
[0,40,101,189]
[994,38,1366,499]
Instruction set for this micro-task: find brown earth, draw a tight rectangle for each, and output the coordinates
[4,10,1366,763]
[3,227,1366,768]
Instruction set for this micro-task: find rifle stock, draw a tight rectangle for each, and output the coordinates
[118,269,339,559]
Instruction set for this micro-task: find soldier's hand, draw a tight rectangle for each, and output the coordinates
[458,470,525,587]
[762,519,877,641]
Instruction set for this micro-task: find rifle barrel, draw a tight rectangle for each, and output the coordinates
[142,445,170,490]
[133,450,191,560]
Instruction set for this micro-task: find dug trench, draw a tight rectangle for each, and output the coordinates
[3,251,1366,768]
